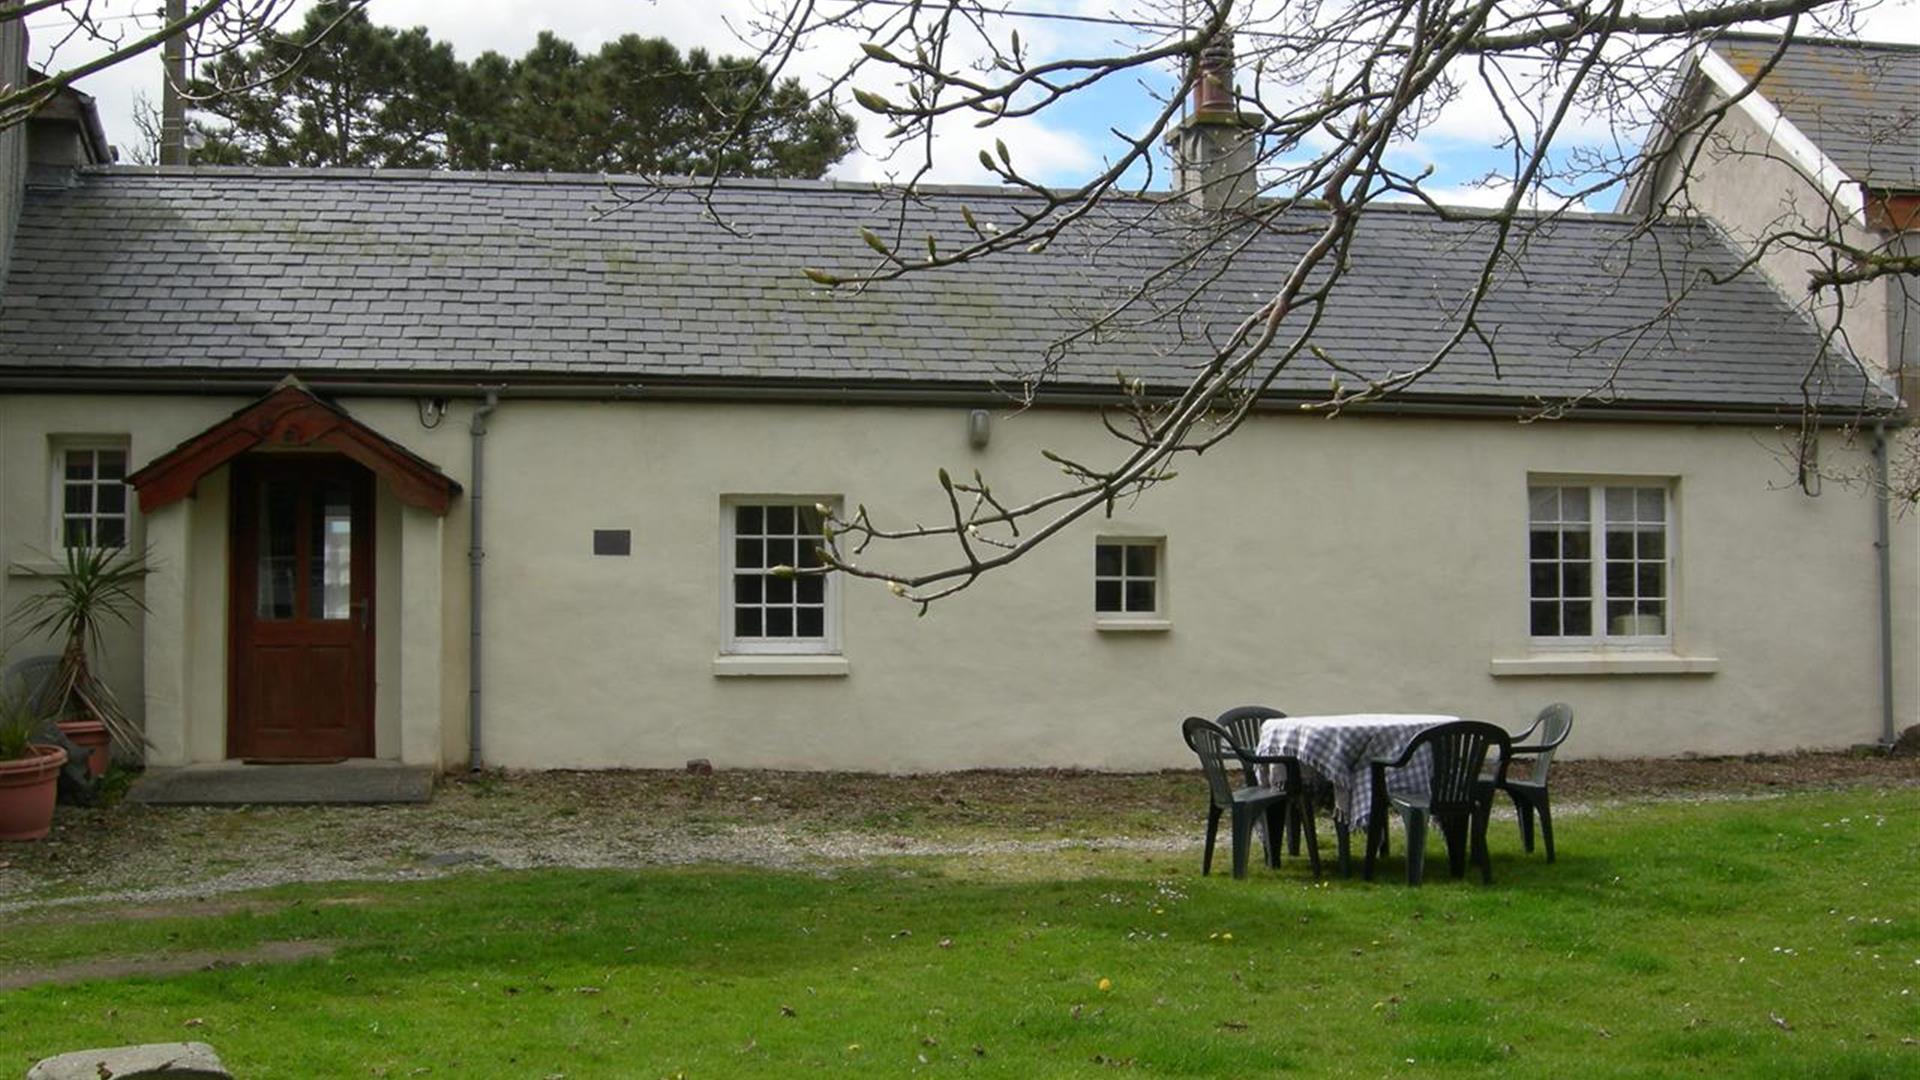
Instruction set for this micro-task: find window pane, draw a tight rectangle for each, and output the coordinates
[1563,531,1590,559]
[1637,531,1665,560]
[1095,580,1122,612]
[64,452,93,481]
[64,485,92,514]
[1607,599,1633,626]
[1605,487,1638,522]
[1528,487,1559,522]
[1529,530,1559,558]
[736,505,763,534]
[1124,545,1156,576]
[63,518,91,549]
[1094,544,1122,577]
[1125,581,1156,612]
[766,575,792,603]
[97,518,126,548]
[797,575,824,604]
[798,506,824,534]
[734,608,762,637]
[1529,563,1558,598]
[766,608,793,637]
[96,451,127,480]
[1606,530,1633,559]
[1606,561,1632,598]
[257,480,297,620]
[797,542,824,569]
[768,539,796,568]
[796,607,824,638]
[1637,564,1664,598]
[1530,601,1560,636]
[97,484,126,514]
[1561,489,1590,522]
[767,505,794,534]
[734,539,763,570]
[1562,563,1590,598]
[312,482,353,620]
[1638,488,1664,522]
[1564,601,1592,635]
[734,575,762,603]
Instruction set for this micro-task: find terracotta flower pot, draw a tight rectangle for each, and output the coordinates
[0,744,67,841]
[57,719,111,777]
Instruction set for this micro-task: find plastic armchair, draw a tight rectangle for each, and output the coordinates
[1493,703,1573,861]
[1180,716,1322,879]
[1215,704,1330,859]
[1363,720,1511,886]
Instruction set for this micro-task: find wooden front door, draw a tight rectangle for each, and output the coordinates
[228,457,375,760]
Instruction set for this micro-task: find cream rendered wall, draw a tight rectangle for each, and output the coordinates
[3,391,1908,769]
[1651,91,1897,376]
[469,399,1913,769]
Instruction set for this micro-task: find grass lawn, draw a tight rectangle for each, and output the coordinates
[2,786,1917,1078]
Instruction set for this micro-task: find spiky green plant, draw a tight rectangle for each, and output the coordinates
[0,692,37,761]
[9,545,152,756]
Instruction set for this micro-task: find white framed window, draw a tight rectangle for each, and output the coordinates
[51,440,131,550]
[1528,482,1671,644]
[722,498,838,655]
[1095,538,1164,619]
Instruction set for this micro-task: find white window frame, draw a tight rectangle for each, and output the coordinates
[720,496,841,656]
[1527,479,1674,649]
[49,438,133,551]
[1094,535,1169,630]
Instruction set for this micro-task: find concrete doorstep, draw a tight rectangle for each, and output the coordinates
[126,759,435,805]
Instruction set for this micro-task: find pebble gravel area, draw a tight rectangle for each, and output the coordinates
[1,752,1916,913]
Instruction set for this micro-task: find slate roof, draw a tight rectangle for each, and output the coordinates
[0,167,1881,413]
[1712,34,1920,190]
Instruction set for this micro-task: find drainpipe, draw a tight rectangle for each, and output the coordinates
[1874,425,1896,747]
[467,390,500,771]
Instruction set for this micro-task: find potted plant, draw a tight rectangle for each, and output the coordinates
[9,545,152,766]
[0,691,67,841]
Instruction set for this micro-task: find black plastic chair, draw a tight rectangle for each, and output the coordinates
[1215,704,1332,859]
[1492,703,1573,861]
[1363,720,1510,886]
[1181,716,1321,878]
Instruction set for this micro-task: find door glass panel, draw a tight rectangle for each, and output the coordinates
[311,481,353,620]
[257,480,298,620]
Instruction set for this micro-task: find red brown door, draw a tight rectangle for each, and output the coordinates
[229,457,375,760]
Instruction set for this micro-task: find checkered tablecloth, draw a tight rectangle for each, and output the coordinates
[1255,714,1458,831]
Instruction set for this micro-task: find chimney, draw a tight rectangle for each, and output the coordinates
[159,0,187,165]
[1,0,28,280]
[1166,33,1258,213]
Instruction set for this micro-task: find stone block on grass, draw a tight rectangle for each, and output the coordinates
[27,1042,230,1079]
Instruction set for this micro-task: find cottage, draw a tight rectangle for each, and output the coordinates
[0,30,1911,783]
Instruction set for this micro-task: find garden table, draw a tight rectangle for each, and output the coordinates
[1254,714,1458,833]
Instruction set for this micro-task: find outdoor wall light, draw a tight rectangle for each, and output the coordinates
[968,408,991,449]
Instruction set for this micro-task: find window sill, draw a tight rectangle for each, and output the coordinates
[712,654,850,678]
[1095,618,1172,633]
[1488,653,1718,677]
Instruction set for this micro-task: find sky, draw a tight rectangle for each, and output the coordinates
[24,0,1920,209]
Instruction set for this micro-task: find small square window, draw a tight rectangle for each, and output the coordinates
[1094,539,1164,619]
[52,441,132,551]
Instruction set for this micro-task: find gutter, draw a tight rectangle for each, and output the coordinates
[467,390,500,772]
[1874,425,1897,747]
[0,374,1895,429]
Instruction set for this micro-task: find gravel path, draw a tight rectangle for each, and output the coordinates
[2,754,1914,915]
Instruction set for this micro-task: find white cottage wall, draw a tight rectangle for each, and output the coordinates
[2,392,1907,769]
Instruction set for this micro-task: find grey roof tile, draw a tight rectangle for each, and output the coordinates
[0,167,1879,412]
[1713,34,1920,189]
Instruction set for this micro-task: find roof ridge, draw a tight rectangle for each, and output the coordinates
[1712,31,1920,55]
[77,165,1692,228]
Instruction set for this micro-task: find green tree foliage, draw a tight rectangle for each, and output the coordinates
[188,4,856,178]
